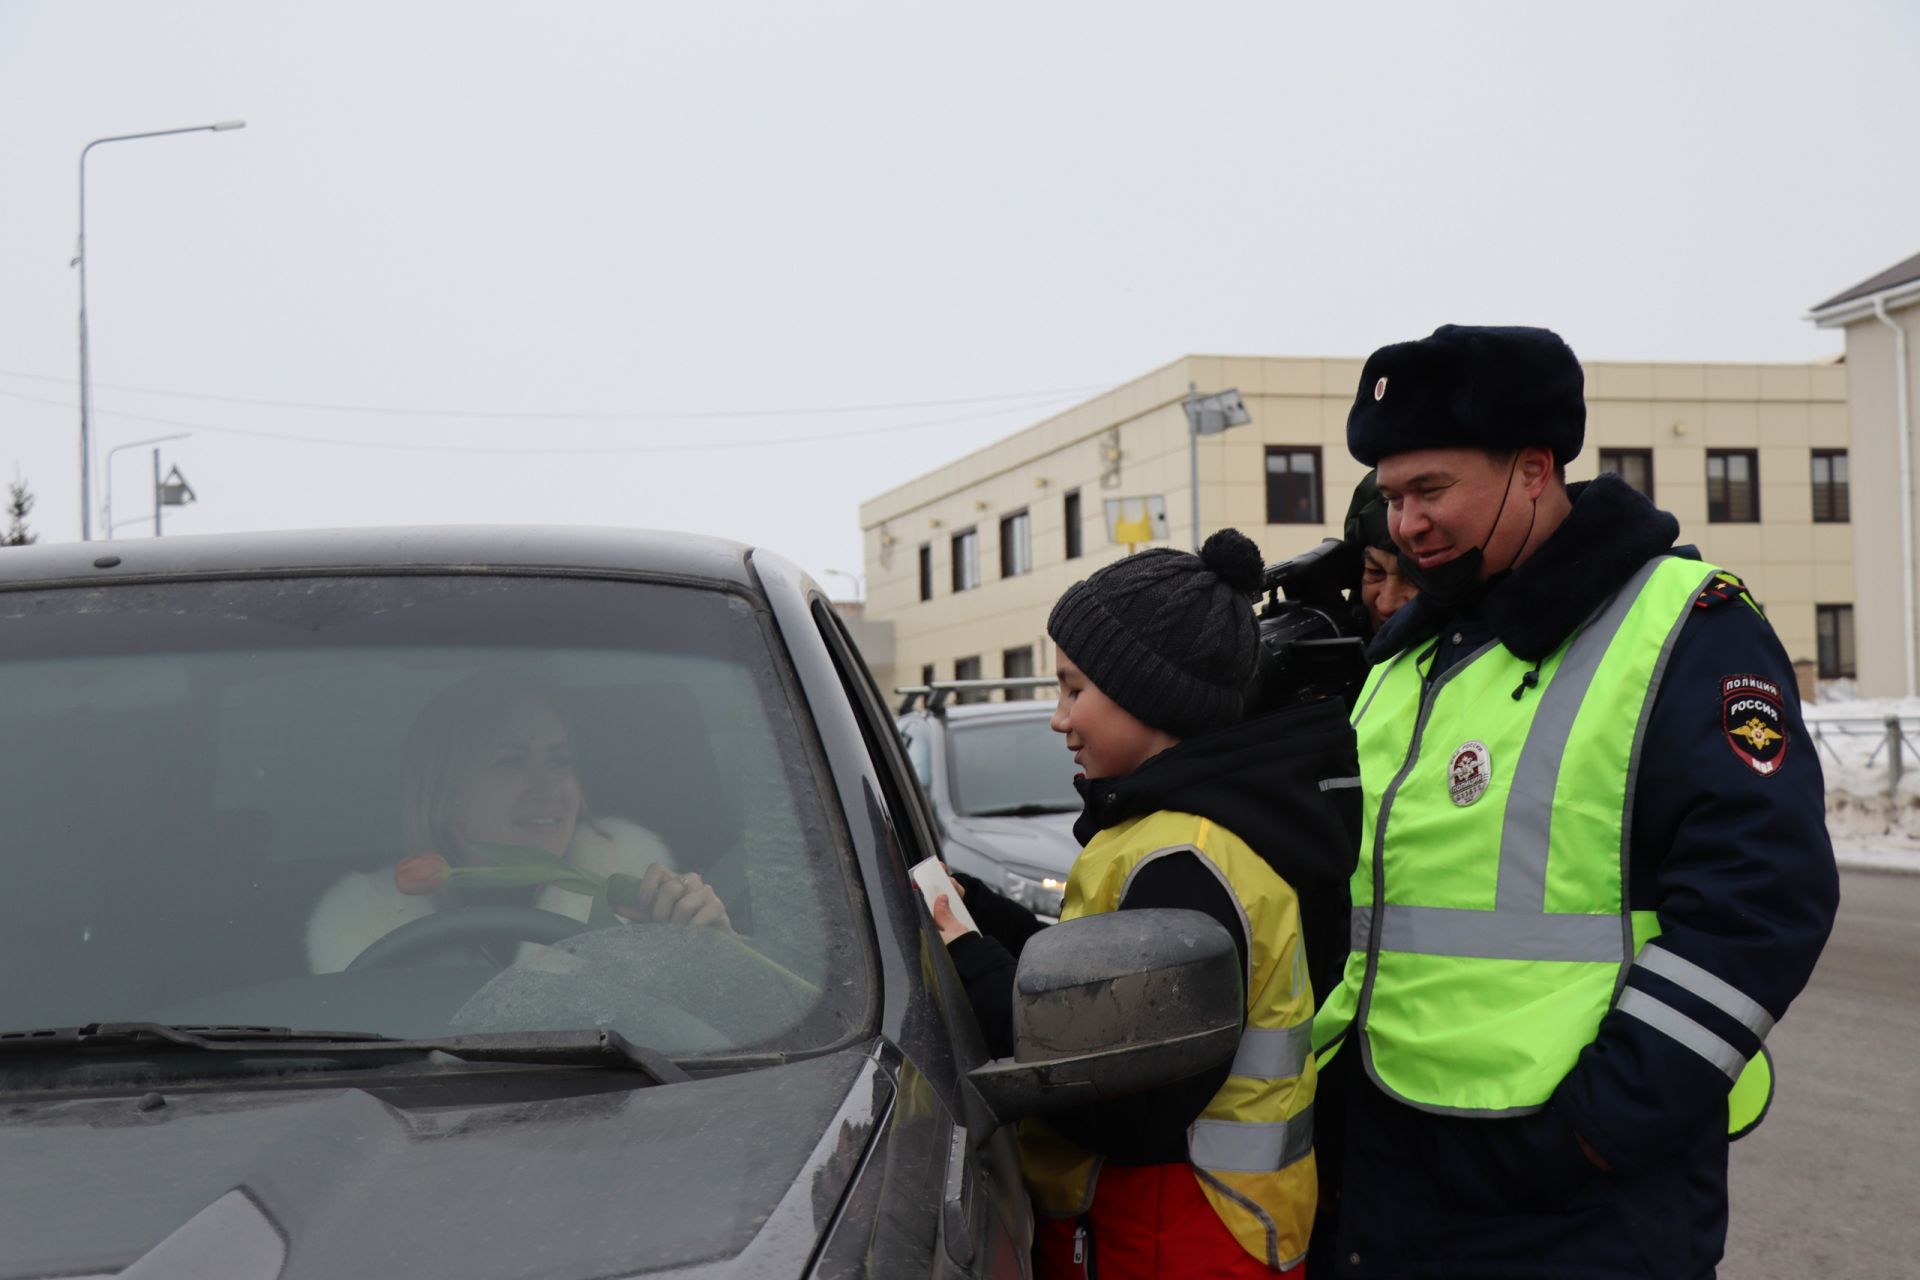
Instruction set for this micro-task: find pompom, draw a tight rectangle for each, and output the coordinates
[1200,528,1266,597]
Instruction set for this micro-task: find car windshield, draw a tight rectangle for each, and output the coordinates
[946,717,1081,817]
[0,574,868,1062]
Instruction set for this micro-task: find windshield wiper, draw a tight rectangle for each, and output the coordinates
[0,1023,689,1085]
[968,802,1080,817]
[0,1023,391,1053]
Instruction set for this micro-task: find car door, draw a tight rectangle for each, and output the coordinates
[810,599,1033,1278]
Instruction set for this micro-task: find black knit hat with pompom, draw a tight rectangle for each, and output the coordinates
[1046,528,1266,738]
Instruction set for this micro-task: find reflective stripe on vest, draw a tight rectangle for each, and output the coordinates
[1190,1104,1316,1172]
[1229,1022,1314,1080]
[1016,813,1317,1271]
[1318,556,1776,1122]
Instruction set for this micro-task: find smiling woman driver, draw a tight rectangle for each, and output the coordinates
[305,670,729,973]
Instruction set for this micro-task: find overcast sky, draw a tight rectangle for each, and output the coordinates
[3,1,1916,588]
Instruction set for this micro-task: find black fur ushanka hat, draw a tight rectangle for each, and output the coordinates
[1346,324,1586,467]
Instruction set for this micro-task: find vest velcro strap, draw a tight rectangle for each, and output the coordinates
[1356,904,1625,963]
[1189,1105,1314,1173]
[1633,944,1776,1040]
[1616,987,1747,1082]
[1228,1023,1313,1080]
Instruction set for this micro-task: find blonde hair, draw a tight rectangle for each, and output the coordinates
[400,670,576,864]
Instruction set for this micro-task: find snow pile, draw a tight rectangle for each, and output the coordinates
[1803,692,1920,871]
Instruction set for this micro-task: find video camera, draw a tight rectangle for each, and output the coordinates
[1248,538,1371,714]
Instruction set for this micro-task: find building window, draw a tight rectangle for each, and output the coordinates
[1265,446,1324,524]
[1706,450,1760,523]
[950,528,980,592]
[917,544,933,602]
[1811,450,1850,523]
[1816,604,1856,679]
[1003,645,1035,699]
[999,509,1032,578]
[954,655,985,703]
[1599,448,1654,501]
[920,662,936,687]
[1064,489,1083,560]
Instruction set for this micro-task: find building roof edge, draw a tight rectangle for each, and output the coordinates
[1808,250,1920,321]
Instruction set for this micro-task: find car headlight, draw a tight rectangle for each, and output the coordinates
[1000,867,1066,919]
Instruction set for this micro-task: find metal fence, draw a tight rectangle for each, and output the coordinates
[1805,712,1920,799]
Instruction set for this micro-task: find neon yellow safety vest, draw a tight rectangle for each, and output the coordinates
[1019,809,1317,1272]
[1313,555,1773,1130]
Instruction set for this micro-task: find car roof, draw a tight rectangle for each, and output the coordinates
[0,525,771,592]
[902,700,1054,726]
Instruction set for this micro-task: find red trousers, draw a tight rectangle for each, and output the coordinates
[1032,1162,1305,1280]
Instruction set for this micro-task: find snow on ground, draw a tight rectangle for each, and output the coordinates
[1804,689,1920,873]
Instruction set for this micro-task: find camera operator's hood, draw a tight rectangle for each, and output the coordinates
[1072,696,1358,1003]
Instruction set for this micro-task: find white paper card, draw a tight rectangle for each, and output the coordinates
[910,857,980,936]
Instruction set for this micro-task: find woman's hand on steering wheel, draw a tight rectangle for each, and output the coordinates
[619,863,731,932]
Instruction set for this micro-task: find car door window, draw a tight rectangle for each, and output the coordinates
[810,601,941,872]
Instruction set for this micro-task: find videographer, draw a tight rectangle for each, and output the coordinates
[1342,470,1416,634]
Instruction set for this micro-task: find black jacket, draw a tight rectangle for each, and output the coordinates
[1329,475,1839,1279]
[949,695,1359,1163]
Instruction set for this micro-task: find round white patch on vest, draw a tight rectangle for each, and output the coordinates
[1448,740,1491,806]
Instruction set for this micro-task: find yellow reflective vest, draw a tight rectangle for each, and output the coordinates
[1314,556,1772,1131]
[1019,808,1317,1272]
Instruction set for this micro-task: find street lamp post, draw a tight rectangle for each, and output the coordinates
[822,569,865,602]
[75,119,244,541]
[101,432,189,538]
[1181,383,1252,550]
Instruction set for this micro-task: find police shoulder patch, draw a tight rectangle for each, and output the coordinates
[1722,674,1788,776]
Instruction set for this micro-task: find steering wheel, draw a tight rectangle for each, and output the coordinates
[346,905,594,971]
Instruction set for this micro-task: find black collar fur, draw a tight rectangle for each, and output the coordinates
[1366,473,1682,663]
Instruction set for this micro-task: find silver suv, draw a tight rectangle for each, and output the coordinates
[896,679,1081,919]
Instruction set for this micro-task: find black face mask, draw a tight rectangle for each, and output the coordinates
[1397,543,1485,609]
[1394,452,1534,610]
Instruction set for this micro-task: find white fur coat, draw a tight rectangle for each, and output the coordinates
[304,817,678,974]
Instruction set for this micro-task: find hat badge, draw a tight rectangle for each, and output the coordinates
[1374,376,1388,401]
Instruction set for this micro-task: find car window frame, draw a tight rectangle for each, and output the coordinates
[809,600,945,876]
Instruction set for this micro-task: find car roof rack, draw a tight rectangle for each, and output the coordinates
[895,677,1056,715]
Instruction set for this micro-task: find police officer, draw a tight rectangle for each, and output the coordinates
[1311,325,1838,1278]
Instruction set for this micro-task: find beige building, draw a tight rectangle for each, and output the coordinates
[859,350,1853,700]
[1808,250,1920,697]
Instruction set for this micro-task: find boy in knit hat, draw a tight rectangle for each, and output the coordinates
[934,529,1358,1280]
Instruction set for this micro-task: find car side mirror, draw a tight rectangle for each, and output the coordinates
[964,908,1242,1125]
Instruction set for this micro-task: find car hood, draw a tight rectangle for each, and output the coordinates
[946,810,1081,875]
[0,1045,890,1280]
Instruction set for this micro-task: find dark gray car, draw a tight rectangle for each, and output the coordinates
[0,528,1239,1279]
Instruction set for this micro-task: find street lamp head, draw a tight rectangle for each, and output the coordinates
[209,120,247,131]
[1182,387,1252,437]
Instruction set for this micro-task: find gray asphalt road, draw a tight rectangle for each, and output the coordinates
[1723,869,1920,1277]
